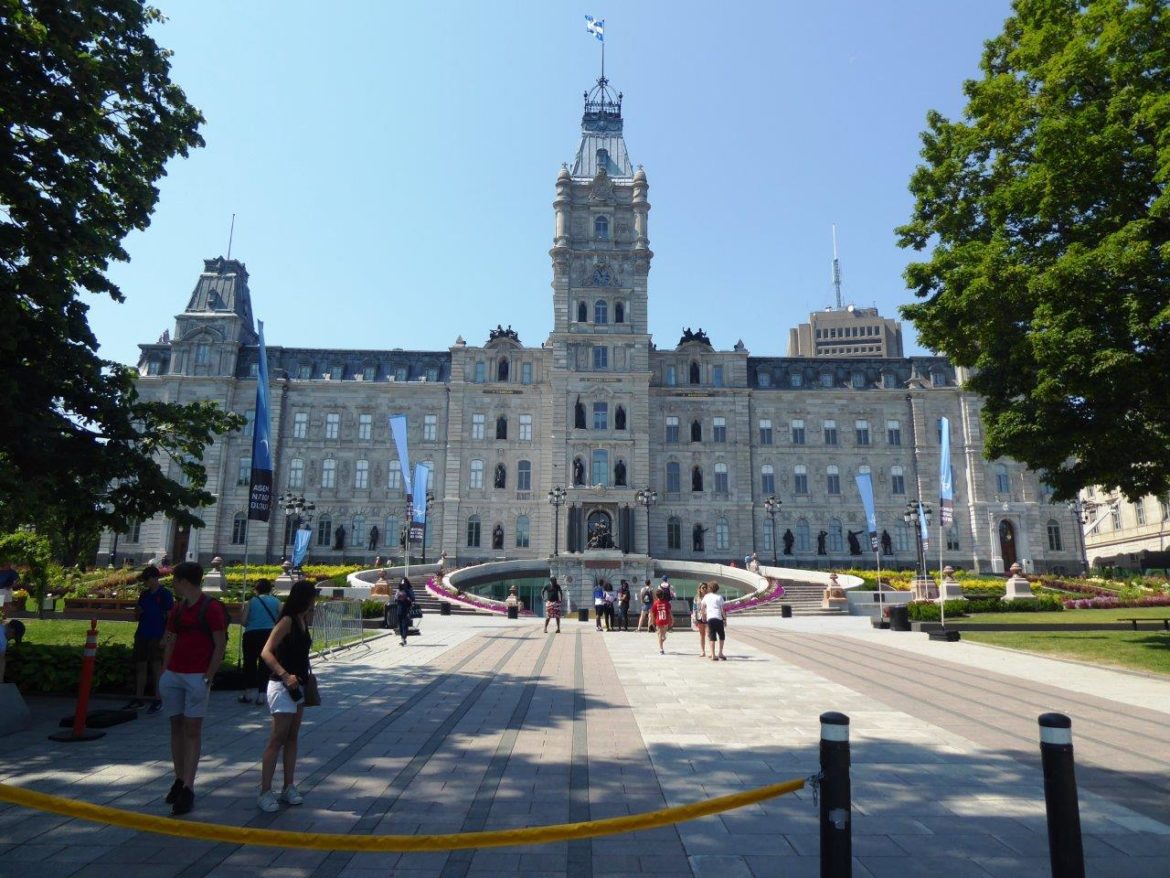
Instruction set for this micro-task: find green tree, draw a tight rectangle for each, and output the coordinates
[1,1,241,544]
[897,0,1170,502]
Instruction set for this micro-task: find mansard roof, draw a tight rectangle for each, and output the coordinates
[748,356,955,389]
[184,258,255,338]
[234,346,451,382]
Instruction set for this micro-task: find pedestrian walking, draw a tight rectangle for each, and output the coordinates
[693,582,710,657]
[395,577,416,646]
[257,579,316,812]
[702,583,728,661]
[593,581,606,630]
[636,579,653,632]
[238,579,280,706]
[158,562,226,816]
[602,581,615,631]
[617,580,631,631]
[125,565,173,712]
[651,588,673,654]
[542,577,563,633]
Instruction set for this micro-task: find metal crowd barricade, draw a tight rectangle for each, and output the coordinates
[313,598,367,657]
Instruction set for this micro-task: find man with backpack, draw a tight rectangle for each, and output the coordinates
[159,561,226,816]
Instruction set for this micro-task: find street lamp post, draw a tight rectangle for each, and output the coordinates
[763,495,782,566]
[902,500,932,582]
[279,492,316,570]
[635,488,657,556]
[1068,498,1098,576]
[548,486,567,556]
[420,492,435,564]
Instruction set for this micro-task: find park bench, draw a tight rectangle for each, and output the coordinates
[1117,617,1170,631]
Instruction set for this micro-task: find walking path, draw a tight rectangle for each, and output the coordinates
[0,615,1166,877]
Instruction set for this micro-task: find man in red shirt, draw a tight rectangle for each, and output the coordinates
[158,562,226,816]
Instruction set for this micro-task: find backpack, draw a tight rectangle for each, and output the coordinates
[171,595,226,646]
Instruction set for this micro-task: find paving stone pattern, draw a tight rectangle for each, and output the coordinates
[0,616,1168,877]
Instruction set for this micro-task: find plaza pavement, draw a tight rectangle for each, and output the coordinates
[0,613,1168,877]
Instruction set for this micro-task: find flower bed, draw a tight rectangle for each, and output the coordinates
[425,575,534,615]
[725,578,785,613]
[1063,595,1170,610]
[1040,579,1117,598]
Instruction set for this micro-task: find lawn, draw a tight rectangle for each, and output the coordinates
[962,630,1170,676]
[959,607,1170,625]
[19,619,243,654]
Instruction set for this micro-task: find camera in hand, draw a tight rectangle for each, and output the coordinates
[288,682,303,702]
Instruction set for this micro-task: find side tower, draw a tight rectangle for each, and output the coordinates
[546,76,654,594]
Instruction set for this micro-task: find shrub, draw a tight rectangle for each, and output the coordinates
[5,642,134,694]
[907,600,969,621]
[360,599,386,619]
[1063,595,1170,610]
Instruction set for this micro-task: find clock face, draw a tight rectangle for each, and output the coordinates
[592,267,610,286]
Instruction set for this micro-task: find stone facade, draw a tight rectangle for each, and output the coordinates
[100,77,1081,576]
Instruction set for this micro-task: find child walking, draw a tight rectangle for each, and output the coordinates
[651,588,673,655]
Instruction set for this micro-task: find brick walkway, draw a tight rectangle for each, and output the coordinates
[0,615,1167,877]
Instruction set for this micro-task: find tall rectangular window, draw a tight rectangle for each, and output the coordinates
[471,413,485,440]
[823,420,838,445]
[1136,501,1146,526]
[469,460,484,489]
[321,458,336,488]
[826,465,841,495]
[665,416,679,444]
[667,517,681,550]
[714,462,729,494]
[467,517,481,548]
[423,414,437,441]
[591,450,609,487]
[665,365,677,386]
[288,457,304,489]
[388,461,401,490]
[592,346,608,369]
[355,459,369,489]
[195,343,210,365]
[891,466,906,495]
[759,419,773,445]
[712,365,724,387]
[237,456,250,486]
[517,460,532,491]
[887,420,901,446]
[666,462,680,493]
[1047,521,1063,551]
[358,414,372,441]
[593,402,608,430]
[855,420,870,446]
[521,362,533,384]
[519,414,532,440]
[793,465,808,495]
[790,419,805,445]
[243,409,256,437]
[325,413,340,440]
[761,464,775,494]
[292,412,308,439]
[474,362,486,383]
[713,417,726,443]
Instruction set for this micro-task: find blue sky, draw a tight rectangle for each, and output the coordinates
[89,1,1015,366]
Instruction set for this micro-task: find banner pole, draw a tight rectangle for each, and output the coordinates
[938,521,946,628]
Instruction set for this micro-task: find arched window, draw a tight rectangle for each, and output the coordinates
[828,518,843,553]
[316,515,333,547]
[1046,519,1063,551]
[467,515,481,548]
[615,405,626,430]
[351,515,367,549]
[469,459,484,489]
[614,302,625,323]
[995,463,1010,493]
[577,301,588,323]
[691,419,702,442]
[715,517,730,551]
[496,416,507,440]
[517,459,532,491]
[497,358,509,381]
[494,463,506,489]
[385,516,400,548]
[692,465,704,492]
[666,461,680,493]
[761,464,775,494]
[667,516,681,550]
[516,515,530,548]
[594,299,608,324]
[689,361,701,385]
[594,215,609,240]
[231,513,247,545]
[795,518,811,553]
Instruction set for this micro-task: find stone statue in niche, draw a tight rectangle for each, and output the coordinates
[783,529,795,556]
[693,524,707,552]
[587,521,614,550]
[615,406,626,430]
[881,530,893,556]
[492,524,504,550]
[574,396,586,429]
[614,459,626,487]
[692,467,703,492]
[334,525,346,551]
[816,531,828,556]
[368,525,379,551]
[847,531,863,556]
[494,463,506,489]
[573,457,585,486]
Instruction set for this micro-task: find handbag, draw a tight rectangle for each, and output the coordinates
[410,604,423,619]
[302,656,320,707]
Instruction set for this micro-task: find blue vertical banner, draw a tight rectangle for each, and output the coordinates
[247,321,273,522]
[918,502,930,550]
[939,416,954,526]
[854,472,879,551]
[291,527,311,567]
[388,414,412,496]
[412,465,429,524]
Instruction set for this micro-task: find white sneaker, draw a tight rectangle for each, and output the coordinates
[280,784,304,806]
[257,790,279,812]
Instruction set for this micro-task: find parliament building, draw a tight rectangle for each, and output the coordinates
[100,76,1082,576]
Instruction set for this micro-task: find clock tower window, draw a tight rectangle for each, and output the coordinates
[594,300,608,324]
[594,216,609,240]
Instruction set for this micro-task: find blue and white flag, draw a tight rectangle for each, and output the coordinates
[412,464,430,525]
[854,472,879,551]
[585,14,604,41]
[939,416,954,525]
[388,415,412,497]
[918,502,930,550]
[247,321,273,522]
[292,527,311,568]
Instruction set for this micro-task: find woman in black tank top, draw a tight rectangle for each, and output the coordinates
[257,580,316,812]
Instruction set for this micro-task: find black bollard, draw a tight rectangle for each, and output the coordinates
[1038,713,1085,878]
[819,711,851,878]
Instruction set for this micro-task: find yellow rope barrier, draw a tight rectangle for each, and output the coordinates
[0,776,806,852]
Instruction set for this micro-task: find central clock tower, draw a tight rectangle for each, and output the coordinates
[544,75,654,591]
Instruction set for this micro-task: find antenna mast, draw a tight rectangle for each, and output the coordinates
[831,224,843,310]
[227,213,236,260]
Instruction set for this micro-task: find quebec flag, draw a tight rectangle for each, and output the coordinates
[585,15,604,41]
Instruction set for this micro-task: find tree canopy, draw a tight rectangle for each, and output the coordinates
[897,0,1170,502]
[1,1,241,549]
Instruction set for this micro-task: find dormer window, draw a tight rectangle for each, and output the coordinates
[195,343,210,366]
[363,365,376,381]
[297,364,311,380]
[594,300,608,324]
[931,370,946,386]
[594,216,609,240]
[596,147,609,168]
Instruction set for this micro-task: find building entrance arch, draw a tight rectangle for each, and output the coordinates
[998,519,1017,569]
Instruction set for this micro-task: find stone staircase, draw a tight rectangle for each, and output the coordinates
[414,592,483,616]
[730,581,845,617]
